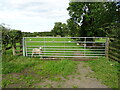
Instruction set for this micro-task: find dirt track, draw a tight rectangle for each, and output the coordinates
[34,62,107,88]
[3,56,108,88]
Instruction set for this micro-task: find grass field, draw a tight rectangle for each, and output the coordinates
[2,37,119,88]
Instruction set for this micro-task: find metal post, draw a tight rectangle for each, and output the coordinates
[23,37,25,56]
[44,37,45,57]
[25,38,27,56]
[84,37,86,56]
[64,37,65,58]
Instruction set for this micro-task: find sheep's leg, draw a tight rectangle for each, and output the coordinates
[39,54,42,59]
[39,52,43,59]
[32,52,34,57]
[41,54,43,58]
[40,55,42,59]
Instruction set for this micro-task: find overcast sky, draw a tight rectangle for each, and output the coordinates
[0,0,70,32]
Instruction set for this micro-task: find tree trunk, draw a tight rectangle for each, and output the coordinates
[2,46,6,54]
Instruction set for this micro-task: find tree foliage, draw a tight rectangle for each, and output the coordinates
[0,24,22,53]
[0,24,10,48]
[67,19,80,37]
[9,30,22,45]
[67,2,119,37]
[51,22,69,37]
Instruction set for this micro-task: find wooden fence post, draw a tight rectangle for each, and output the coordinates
[12,44,16,55]
[105,37,109,60]
[20,40,22,53]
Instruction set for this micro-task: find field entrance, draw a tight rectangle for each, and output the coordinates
[23,37,107,60]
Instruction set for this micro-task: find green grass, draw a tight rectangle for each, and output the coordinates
[34,60,78,77]
[2,51,119,88]
[2,54,38,74]
[72,85,78,88]
[49,77,62,82]
[85,57,119,88]
[95,38,106,42]
[2,51,79,88]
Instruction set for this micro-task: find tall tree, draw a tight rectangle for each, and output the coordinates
[67,2,118,37]
[51,22,69,37]
[67,18,80,37]
[0,24,10,52]
[1,24,22,55]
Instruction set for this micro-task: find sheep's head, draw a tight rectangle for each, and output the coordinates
[39,46,42,50]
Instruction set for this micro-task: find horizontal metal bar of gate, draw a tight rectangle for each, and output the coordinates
[27,51,105,53]
[27,48,105,50]
[27,53,105,55]
[28,55,100,57]
[26,41,105,43]
[24,37,107,38]
[26,46,105,47]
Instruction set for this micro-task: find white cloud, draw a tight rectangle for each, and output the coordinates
[0,0,70,32]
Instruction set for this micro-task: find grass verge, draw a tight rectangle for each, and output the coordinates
[85,57,120,88]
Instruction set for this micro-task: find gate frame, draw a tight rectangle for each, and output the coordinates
[22,37,108,58]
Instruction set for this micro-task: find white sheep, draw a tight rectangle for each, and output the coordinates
[32,47,43,58]
[77,43,79,45]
